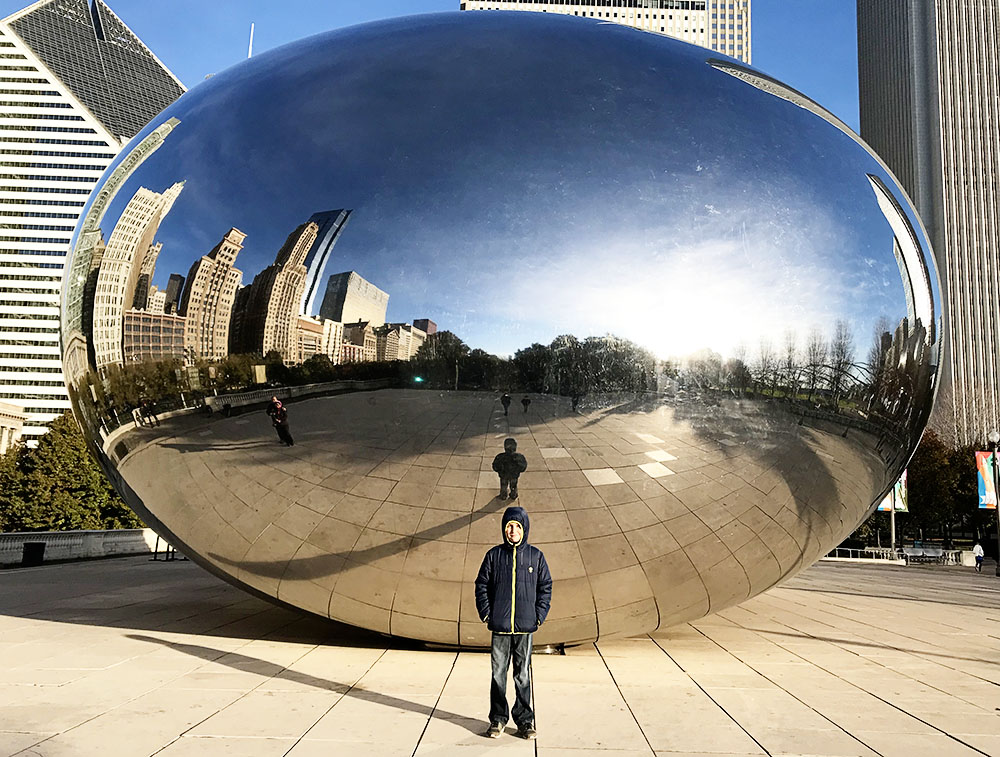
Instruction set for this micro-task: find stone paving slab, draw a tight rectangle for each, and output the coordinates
[0,557,997,756]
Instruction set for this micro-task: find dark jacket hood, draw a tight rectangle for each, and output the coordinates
[503,437,517,453]
[502,505,529,545]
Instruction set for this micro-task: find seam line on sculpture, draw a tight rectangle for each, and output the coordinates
[650,634,773,756]
[410,651,459,757]
[594,642,656,755]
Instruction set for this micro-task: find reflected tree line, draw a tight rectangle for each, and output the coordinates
[73,311,933,464]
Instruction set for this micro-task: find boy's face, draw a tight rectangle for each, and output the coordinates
[505,520,523,545]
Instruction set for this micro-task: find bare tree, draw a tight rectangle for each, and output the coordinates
[829,319,855,408]
[781,329,799,399]
[804,327,827,402]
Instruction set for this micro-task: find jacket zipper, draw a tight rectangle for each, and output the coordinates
[510,544,517,632]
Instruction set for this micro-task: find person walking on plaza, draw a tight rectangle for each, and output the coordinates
[501,392,511,416]
[973,542,985,572]
[521,395,531,413]
[475,506,552,740]
[492,437,527,500]
[266,397,294,447]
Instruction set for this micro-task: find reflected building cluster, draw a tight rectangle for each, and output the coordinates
[70,169,434,410]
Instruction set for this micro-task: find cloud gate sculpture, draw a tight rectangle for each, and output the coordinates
[61,13,941,645]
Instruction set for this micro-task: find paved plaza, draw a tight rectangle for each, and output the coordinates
[0,557,997,756]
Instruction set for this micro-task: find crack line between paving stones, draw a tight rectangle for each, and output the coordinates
[20,616,317,756]
[149,636,329,756]
[410,651,459,757]
[690,621,993,757]
[751,591,996,678]
[280,646,390,756]
[593,643,656,756]
[647,635,772,757]
[677,627,888,757]
[747,591,1000,692]
[713,610,998,753]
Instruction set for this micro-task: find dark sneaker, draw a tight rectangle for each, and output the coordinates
[486,722,503,739]
[516,724,536,740]
[498,492,508,500]
[509,491,518,500]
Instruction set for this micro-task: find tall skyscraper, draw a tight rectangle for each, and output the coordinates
[0,0,184,442]
[459,0,751,63]
[232,222,318,361]
[299,208,352,316]
[90,181,183,369]
[163,272,184,314]
[857,0,999,446]
[319,271,389,327]
[178,227,245,362]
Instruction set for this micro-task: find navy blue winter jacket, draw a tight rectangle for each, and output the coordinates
[475,506,552,634]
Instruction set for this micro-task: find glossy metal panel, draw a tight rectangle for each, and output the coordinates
[61,12,941,644]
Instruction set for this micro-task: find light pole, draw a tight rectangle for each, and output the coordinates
[990,430,1000,576]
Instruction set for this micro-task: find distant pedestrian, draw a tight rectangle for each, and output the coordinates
[267,397,294,446]
[570,393,581,412]
[521,396,531,413]
[492,437,527,500]
[973,542,984,572]
[475,506,552,740]
[501,393,511,416]
[140,399,160,427]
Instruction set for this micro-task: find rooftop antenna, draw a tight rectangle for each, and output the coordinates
[248,22,255,59]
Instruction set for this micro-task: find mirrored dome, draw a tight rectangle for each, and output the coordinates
[61,12,941,645]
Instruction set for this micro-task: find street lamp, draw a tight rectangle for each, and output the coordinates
[991,430,1000,576]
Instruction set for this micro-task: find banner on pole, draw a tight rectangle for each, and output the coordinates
[877,469,908,512]
[976,451,997,509]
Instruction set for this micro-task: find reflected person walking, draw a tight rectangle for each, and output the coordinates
[266,397,294,447]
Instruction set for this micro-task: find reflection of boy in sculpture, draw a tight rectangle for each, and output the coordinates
[475,506,552,740]
[492,437,527,500]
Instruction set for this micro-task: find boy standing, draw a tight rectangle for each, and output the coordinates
[475,506,552,740]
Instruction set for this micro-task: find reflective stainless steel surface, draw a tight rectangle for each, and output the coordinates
[61,12,942,645]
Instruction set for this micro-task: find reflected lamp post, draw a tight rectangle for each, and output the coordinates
[991,430,1000,576]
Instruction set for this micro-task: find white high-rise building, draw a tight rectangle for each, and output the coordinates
[0,0,184,443]
[459,0,751,63]
[857,0,999,446]
[91,181,183,369]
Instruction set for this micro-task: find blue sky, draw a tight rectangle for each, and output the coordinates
[0,1,860,129]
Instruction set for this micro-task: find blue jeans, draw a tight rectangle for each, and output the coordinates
[490,632,533,727]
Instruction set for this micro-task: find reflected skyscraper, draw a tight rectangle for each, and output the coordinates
[163,273,185,315]
[319,271,389,327]
[232,222,318,361]
[0,0,183,442]
[91,181,183,369]
[858,0,999,445]
[460,0,751,63]
[179,228,245,362]
[300,209,352,316]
